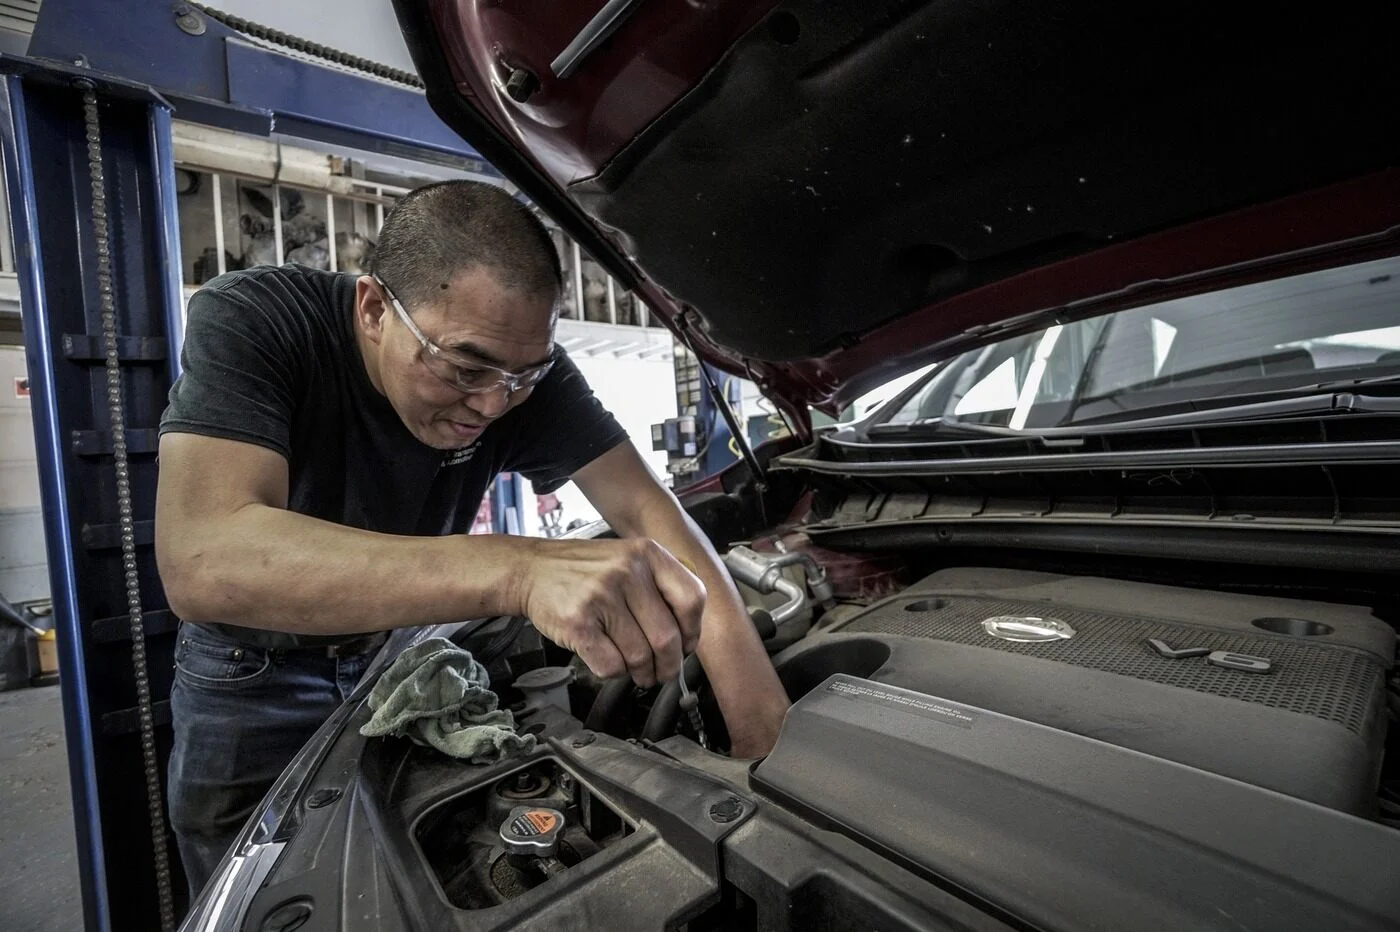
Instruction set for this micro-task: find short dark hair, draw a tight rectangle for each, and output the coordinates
[370,180,561,309]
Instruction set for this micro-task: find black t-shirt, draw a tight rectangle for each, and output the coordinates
[160,264,628,646]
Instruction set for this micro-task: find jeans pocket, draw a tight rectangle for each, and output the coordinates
[175,626,273,690]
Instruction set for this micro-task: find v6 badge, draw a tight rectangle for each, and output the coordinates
[1146,638,1274,674]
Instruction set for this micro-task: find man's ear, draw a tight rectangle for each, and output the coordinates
[354,276,389,345]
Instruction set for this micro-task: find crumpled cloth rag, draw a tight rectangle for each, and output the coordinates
[359,637,535,762]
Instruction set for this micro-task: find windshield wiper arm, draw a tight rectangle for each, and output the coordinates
[1062,382,1400,432]
[1299,373,1400,392]
[867,376,1400,439]
[1059,316,1116,427]
[867,417,1026,439]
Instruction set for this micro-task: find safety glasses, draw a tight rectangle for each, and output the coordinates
[374,275,555,395]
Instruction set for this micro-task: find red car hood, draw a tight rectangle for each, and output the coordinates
[394,1,1400,427]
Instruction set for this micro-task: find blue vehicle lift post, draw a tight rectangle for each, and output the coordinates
[2,61,187,931]
[3,3,499,928]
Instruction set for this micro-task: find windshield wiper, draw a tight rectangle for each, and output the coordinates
[866,377,1400,441]
[865,375,1400,441]
[867,417,1025,440]
[1078,391,1400,432]
[1062,374,1400,431]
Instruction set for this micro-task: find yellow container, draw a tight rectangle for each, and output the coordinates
[36,628,58,675]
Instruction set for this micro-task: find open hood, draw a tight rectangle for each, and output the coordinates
[394,1,1400,423]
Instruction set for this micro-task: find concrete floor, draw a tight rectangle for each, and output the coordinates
[0,685,85,932]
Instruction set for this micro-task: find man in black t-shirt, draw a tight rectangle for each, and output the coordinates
[156,181,788,899]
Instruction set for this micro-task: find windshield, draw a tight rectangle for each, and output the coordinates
[883,255,1400,431]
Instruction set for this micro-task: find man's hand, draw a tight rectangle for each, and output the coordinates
[518,537,705,688]
[571,445,792,758]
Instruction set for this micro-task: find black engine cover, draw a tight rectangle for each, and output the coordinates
[773,568,1393,813]
[753,674,1400,932]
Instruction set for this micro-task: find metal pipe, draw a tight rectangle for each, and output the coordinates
[0,595,43,634]
[677,319,768,511]
[768,551,835,604]
[552,0,646,78]
[768,577,807,625]
[351,178,411,198]
[724,545,783,592]
[571,240,585,321]
[211,172,226,276]
[272,182,284,265]
[606,275,617,324]
[723,546,810,626]
[325,192,337,271]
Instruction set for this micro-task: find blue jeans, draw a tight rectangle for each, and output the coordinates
[166,623,378,902]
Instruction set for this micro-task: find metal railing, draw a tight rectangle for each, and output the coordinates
[177,169,390,282]
[175,166,661,333]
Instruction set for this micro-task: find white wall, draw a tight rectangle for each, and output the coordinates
[546,353,677,530]
[0,345,48,602]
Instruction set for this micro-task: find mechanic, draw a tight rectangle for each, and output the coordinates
[154,181,790,898]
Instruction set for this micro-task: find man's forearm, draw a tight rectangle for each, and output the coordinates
[159,503,531,634]
[621,500,791,755]
[694,584,790,756]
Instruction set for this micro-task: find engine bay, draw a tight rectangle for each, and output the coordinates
[507,542,1397,821]
[403,536,1400,930]
[243,515,1400,931]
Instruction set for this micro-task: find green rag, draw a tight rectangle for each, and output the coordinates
[359,637,536,762]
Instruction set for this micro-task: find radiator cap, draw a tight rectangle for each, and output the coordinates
[500,806,565,857]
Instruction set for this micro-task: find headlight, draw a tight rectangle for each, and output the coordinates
[179,841,287,932]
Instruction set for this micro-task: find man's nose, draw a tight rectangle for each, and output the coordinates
[463,384,511,419]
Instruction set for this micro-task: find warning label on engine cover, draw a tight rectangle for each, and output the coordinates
[826,678,976,729]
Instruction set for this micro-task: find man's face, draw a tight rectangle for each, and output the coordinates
[355,266,557,450]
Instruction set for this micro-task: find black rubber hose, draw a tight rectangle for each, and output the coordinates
[584,676,633,733]
[749,606,776,641]
[476,616,528,666]
[640,654,704,743]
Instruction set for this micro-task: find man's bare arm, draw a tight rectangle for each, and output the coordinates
[156,433,704,685]
[573,443,790,757]
[156,432,536,632]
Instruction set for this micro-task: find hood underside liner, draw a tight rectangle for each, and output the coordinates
[409,0,1400,414]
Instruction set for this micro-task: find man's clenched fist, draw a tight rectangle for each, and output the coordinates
[518,537,705,687]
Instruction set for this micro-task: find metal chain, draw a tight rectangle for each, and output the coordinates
[77,82,177,932]
[189,2,425,88]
